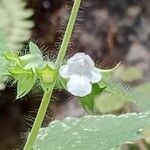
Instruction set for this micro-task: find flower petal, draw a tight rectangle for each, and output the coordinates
[84,54,95,67]
[68,53,94,68]
[67,75,92,97]
[59,65,69,78]
[90,68,102,83]
[68,53,85,64]
[67,53,95,78]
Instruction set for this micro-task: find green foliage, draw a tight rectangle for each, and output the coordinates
[93,66,146,114]
[0,0,34,90]
[94,82,150,114]
[6,42,58,98]
[8,62,36,98]
[101,80,150,110]
[28,41,43,59]
[34,112,150,150]
[0,1,149,149]
[36,64,57,92]
[0,0,34,51]
[94,91,125,113]
[19,42,44,69]
[79,84,105,113]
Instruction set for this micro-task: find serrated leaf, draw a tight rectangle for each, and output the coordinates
[34,112,150,150]
[0,0,34,50]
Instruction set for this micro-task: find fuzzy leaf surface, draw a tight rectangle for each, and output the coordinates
[33,112,150,150]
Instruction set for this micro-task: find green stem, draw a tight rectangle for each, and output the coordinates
[23,0,81,149]
[55,0,82,67]
[23,91,53,150]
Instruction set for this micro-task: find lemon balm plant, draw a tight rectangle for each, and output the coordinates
[1,0,150,150]
[22,1,82,149]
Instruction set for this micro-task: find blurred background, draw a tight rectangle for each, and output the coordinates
[0,0,150,149]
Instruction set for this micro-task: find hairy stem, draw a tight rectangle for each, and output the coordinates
[55,0,81,67]
[23,0,82,149]
[23,91,53,150]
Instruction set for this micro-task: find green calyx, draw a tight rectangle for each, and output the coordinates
[36,64,57,92]
[8,63,33,77]
[19,54,37,66]
[5,42,58,97]
[8,63,35,99]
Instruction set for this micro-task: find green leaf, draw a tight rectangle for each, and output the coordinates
[79,94,94,113]
[19,54,36,67]
[29,41,42,56]
[21,41,44,68]
[0,0,34,50]
[17,76,35,99]
[92,83,105,95]
[34,112,150,150]
[79,84,105,113]
[101,80,150,110]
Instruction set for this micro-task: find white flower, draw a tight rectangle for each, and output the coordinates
[59,53,102,97]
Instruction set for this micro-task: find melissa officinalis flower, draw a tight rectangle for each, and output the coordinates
[59,53,102,97]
